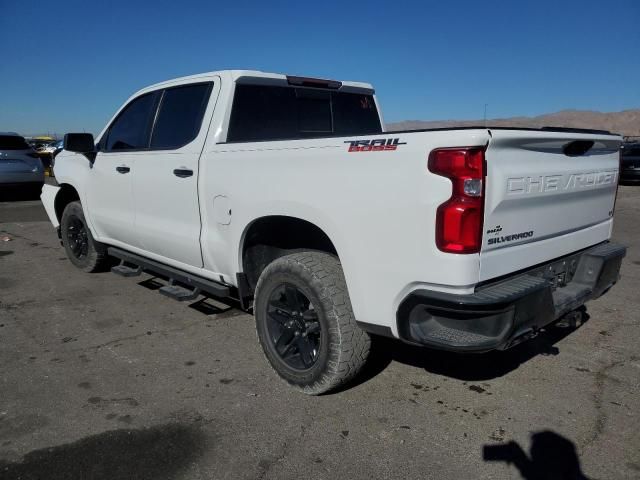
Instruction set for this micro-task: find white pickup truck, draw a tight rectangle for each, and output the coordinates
[42,70,626,394]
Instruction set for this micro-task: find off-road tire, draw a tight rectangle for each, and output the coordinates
[60,201,109,272]
[254,251,370,395]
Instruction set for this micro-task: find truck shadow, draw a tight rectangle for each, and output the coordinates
[482,430,590,479]
[136,274,589,387]
[351,310,590,387]
[0,423,206,480]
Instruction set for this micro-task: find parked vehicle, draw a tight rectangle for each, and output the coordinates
[620,142,640,183]
[41,70,626,394]
[28,136,58,171]
[37,142,58,155]
[0,132,45,193]
[52,139,64,157]
[50,140,64,169]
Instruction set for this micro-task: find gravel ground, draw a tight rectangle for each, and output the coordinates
[0,186,638,479]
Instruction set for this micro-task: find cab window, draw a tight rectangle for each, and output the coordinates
[104,92,159,151]
[150,83,212,149]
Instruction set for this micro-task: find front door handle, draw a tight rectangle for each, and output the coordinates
[116,166,130,174]
[173,168,193,178]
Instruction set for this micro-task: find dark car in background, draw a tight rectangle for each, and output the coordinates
[0,132,45,194]
[621,142,640,183]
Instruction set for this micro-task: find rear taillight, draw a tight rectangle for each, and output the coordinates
[428,147,486,254]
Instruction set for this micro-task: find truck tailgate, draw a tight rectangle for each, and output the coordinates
[480,129,621,282]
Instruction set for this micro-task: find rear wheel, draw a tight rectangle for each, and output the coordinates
[254,251,370,395]
[60,201,108,272]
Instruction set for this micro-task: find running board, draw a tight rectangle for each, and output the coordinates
[111,262,142,277]
[159,284,201,302]
[107,247,231,299]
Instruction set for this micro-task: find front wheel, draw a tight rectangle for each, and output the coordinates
[254,251,370,395]
[60,201,108,272]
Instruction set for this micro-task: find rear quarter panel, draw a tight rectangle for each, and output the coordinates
[199,129,491,334]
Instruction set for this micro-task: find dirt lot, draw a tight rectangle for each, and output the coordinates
[1,187,639,479]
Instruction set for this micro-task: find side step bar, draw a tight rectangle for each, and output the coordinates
[107,247,231,299]
[159,284,201,302]
[112,262,142,277]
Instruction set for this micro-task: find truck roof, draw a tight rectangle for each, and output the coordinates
[143,70,374,92]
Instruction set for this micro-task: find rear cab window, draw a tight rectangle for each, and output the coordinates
[227,83,382,142]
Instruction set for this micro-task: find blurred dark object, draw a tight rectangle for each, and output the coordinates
[620,141,640,184]
[483,430,589,479]
[484,441,527,463]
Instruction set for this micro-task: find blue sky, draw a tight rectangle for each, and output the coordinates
[1,0,638,135]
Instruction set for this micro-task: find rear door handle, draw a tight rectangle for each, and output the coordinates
[173,168,193,178]
[116,166,130,174]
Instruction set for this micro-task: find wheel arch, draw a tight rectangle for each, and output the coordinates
[239,215,341,293]
[54,183,81,222]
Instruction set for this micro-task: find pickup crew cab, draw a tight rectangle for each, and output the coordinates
[41,70,626,394]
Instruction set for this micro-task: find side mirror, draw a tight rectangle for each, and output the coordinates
[64,133,96,164]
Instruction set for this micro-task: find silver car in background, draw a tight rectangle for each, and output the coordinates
[0,132,45,194]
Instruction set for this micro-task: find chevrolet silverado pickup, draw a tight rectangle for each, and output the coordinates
[41,70,626,394]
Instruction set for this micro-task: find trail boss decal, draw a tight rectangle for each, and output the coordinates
[345,138,406,152]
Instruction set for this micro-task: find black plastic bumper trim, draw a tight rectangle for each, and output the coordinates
[396,241,626,352]
[356,321,394,339]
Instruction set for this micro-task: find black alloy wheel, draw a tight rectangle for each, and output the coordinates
[254,252,371,394]
[66,216,89,260]
[60,201,109,272]
[266,283,321,370]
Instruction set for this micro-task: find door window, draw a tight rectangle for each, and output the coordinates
[104,92,159,151]
[150,83,213,149]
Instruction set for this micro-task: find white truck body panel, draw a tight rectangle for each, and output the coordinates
[480,130,620,281]
[44,70,624,340]
[199,129,490,333]
[40,183,60,228]
[85,150,138,246]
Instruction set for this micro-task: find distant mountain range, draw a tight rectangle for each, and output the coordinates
[21,109,640,142]
[387,109,640,137]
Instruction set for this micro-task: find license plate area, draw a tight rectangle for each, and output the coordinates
[528,253,582,290]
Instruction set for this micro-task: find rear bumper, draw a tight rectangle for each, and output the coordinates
[396,242,626,352]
